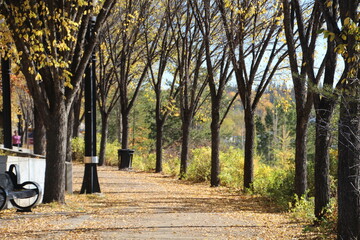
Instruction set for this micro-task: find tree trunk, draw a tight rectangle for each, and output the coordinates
[314,99,335,219]
[338,93,360,240]
[43,106,67,203]
[244,107,255,190]
[66,108,74,162]
[117,103,122,144]
[155,91,165,173]
[210,99,220,187]
[121,112,129,149]
[314,32,337,220]
[72,92,82,138]
[155,119,164,173]
[294,114,308,197]
[180,114,192,179]
[33,107,46,155]
[99,113,109,166]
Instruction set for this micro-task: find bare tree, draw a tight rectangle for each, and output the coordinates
[173,0,208,178]
[281,0,322,197]
[217,0,287,189]
[145,0,181,172]
[96,22,121,166]
[111,0,153,149]
[283,0,340,218]
[191,0,235,186]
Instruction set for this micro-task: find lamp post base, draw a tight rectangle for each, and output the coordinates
[80,163,101,194]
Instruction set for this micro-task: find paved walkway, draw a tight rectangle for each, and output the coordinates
[0,164,310,239]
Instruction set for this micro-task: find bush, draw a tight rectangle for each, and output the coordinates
[252,164,294,209]
[104,140,121,166]
[185,146,245,188]
[186,147,211,182]
[71,137,84,162]
[317,198,337,235]
[131,151,180,175]
[132,153,156,171]
[219,147,244,189]
[162,154,180,176]
[289,194,315,221]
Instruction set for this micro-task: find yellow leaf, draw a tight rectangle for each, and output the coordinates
[344,17,351,26]
[35,72,42,80]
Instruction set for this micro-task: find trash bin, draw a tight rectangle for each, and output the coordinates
[118,149,135,170]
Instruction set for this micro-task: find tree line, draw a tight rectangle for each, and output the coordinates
[0,0,359,239]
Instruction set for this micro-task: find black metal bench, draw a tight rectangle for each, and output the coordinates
[0,164,42,212]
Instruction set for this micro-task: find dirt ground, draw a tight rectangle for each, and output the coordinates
[0,164,322,239]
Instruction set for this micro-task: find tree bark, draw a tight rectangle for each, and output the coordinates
[72,90,83,138]
[33,107,46,155]
[117,103,122,144]
[210,99,220,187]
[314,102,333,219]
[155,121,164,173]
[43,104,67,203]
[155,90,164,173]
[333,2,360,239]
[244,107,255,189]
[121,112,129,149]
[66,108,74,162]
[314,33,337,220]
[294,114,308,197]
[99,113,109,166]
[180,114,192,179]
[338,93,360,240]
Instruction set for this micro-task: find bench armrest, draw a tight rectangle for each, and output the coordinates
[0,186,8,210]
[10,181,42,210]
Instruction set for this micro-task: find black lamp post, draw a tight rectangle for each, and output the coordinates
[2,57,11,149]
[80,13,100,194]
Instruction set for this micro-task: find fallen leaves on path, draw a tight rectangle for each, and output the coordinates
[0,164,332,239]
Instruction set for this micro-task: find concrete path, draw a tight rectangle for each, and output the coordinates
[0,164,309,239]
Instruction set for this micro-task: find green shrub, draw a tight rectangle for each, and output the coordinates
[219,147,244,189]
[104,140,121,166]
[289,195,315,221]
[186,147,211,182]
[71,137,84,162]
[185,146,245,187]
[252,164,294,208]
[130,151,180,175]
[317,198,337,236]
[162,154,180,176]
[132,153,156,171]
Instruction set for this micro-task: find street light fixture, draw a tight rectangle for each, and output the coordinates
[80,2,100,194]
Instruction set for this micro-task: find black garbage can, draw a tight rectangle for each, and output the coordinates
[118,149,135,170]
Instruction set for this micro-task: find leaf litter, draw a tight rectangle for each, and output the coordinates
[0,164,328,239]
